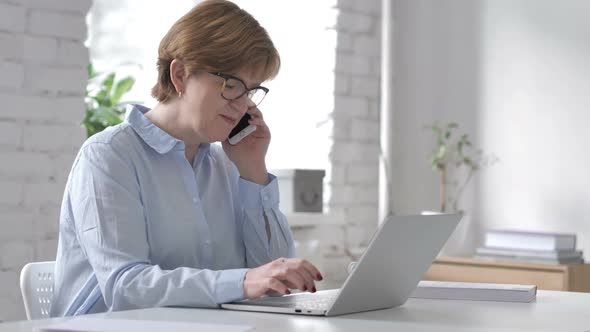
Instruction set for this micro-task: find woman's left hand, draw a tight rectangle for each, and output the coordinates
[222,107,270,185]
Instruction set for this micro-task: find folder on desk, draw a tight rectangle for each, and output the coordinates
[410,281,537,302]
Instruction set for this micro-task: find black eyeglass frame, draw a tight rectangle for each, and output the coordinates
[209,72,269,106]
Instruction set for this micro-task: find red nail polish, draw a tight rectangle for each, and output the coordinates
[303,286,307,292]
[317,274,323,281]
[286,290,291,295]
[312,287,317,293]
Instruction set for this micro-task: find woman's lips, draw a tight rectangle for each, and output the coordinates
[219,114,236,126]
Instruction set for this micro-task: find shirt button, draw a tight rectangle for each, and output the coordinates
[192,197,198,203]
[263,195,269,201]
[205,240,211,245]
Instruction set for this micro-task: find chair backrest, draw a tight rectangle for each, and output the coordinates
[20,261,56,320]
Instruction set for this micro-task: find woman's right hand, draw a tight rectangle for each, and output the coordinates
[243,257,323,299]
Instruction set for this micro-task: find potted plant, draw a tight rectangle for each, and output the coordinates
[426,122,497,213]
[425,122,497,256]
[82,64,137,138]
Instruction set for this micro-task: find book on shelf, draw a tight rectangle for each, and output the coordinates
[484,229,576,251]
[474,253,584,265]
[476,247,583,260]
[410,281,537,303]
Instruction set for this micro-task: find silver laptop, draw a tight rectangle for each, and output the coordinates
[222,213,462,316]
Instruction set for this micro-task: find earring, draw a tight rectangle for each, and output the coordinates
[178,91,182,98]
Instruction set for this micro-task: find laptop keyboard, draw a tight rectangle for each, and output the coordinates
[239,290,339,310]
[288,294,337,310]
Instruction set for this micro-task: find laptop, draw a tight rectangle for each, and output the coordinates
[222,213,462,316]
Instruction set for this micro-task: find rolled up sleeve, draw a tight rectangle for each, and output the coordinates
[239,174,295,267]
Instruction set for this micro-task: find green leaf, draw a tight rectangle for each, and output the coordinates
[89,106,124,126]
[436,145,447,160]
[99,73,116,98]
[87,63,97,80]
[94,94,112,108]
[83,63,140,138]
[431,160,443,171]
[111,77,135,105]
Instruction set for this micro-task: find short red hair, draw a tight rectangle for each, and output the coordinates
[151,0,281,103]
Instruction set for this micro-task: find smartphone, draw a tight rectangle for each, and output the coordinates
[228,113,257,145]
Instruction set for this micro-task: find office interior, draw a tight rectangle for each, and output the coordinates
[1,0,589,324]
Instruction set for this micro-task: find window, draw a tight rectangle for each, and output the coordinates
[87,0,336,170]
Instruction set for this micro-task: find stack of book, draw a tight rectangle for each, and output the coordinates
[474,230,585,265]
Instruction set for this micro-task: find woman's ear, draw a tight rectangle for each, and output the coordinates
[169,59,187,95]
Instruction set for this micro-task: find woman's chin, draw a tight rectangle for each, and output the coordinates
[198,128,231,143]
[211,132,231,143]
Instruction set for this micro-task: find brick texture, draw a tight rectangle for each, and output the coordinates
[0,0,89,322]
[322,0,382,283]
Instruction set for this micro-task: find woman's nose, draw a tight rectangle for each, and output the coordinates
[232,94,254,113]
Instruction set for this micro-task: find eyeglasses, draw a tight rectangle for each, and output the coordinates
[209,72,269,107]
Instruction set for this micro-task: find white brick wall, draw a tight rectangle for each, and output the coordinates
[323,0,381,283]
[0,32,22,59]
[23,36,58,63]
[0,0,90,321]
[0,61,25,89]
[0,94,86,122]
[0,3,26,33]
[29,10,87,40]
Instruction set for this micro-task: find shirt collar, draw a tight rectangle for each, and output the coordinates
[125,104,184,154]
[124,104,212,156]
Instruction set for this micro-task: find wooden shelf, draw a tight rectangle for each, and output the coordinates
[424,256,590,292]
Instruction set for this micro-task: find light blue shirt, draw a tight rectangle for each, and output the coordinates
[50,104,295,317]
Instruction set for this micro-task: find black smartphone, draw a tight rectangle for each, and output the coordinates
[228,113,257,145]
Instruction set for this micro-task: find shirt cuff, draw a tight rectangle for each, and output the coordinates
[214,268,249,304]
[239,173,280,209]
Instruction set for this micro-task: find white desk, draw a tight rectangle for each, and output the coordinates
[1,290,588,331]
